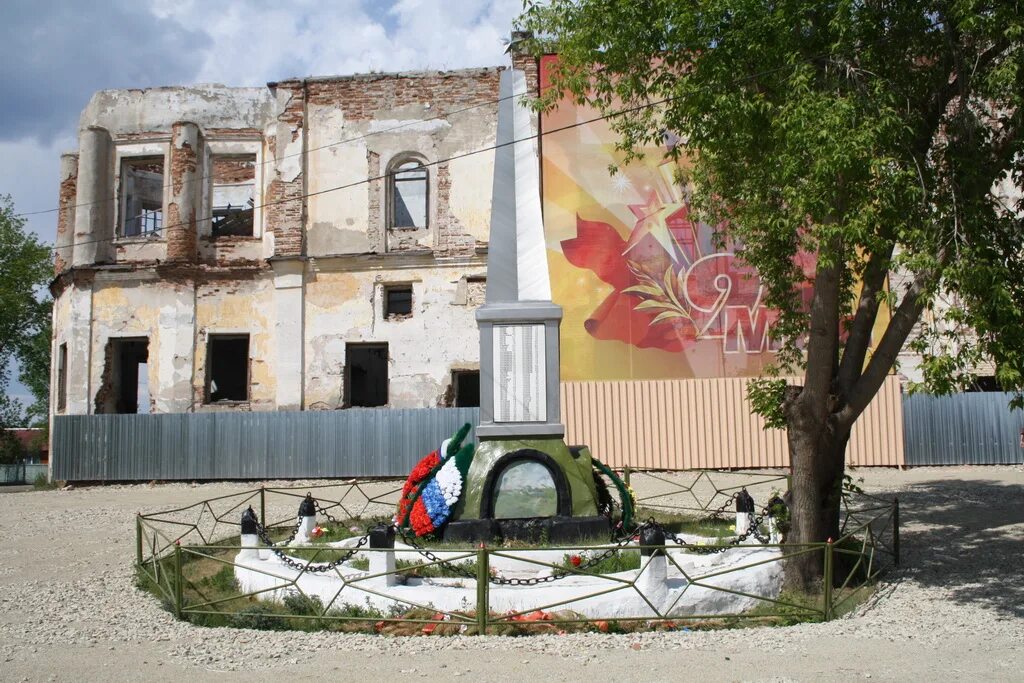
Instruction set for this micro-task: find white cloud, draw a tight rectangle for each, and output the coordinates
[1,0,522,244]
[0,135,76,243]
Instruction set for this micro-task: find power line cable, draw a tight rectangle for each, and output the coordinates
[16,77,534,219]
[49,25,949,256]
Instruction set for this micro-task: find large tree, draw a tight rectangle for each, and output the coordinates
[0,194,52,430]
[519,1,1023,585]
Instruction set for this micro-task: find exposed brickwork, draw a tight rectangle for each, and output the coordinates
[211,156,256,184]
[205,127,263,138]
[306,69,501,120]
[166,123,199,262]
[435,162,475,256]
[265,83,306,257]
[366,150,382,251]
[114,132,170,142]
[55,171,77,274]
[466,278,487,307]
[198,237,264,268]
[512,53,540,97]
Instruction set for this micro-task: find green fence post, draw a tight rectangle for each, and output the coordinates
[893,496,900,567]
[823,538,834,621]
[476,545,488,635]
[624,465,631,487]
[136,514,143,567]
[260,486,266,528]
[174,542,183,620]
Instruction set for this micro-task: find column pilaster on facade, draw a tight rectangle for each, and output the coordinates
[55,153,79,274]
[167,121,203,263]
[272,259,305,411]
[72,127,114,266]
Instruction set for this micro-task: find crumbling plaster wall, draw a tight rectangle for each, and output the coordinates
[87,278,196,414]
[55,69,514,417]
[303,69,500,258]
[304,263,487,410]
[192,275,277,411]
[77,85,277,268]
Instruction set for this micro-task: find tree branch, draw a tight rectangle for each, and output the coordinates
[838,256,943,427]
[837,243,894,395]
[799,239,844,421]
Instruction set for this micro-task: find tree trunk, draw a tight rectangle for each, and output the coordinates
[784,413,849,591]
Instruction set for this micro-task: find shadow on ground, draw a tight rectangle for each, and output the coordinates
[894,476,1024,620]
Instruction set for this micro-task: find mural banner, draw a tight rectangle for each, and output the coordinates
[541,55,821,380]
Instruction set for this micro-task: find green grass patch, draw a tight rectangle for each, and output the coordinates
[633,507,739,539]
[558,549,640,575]
[32,473,59,490]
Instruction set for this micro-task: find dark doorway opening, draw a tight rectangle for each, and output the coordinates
[98,337,149,414]
[346,343,388,407]
[206,335,250,403]
[453,370,480,407]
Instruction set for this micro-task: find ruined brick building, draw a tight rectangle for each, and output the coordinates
[49,63,535,417]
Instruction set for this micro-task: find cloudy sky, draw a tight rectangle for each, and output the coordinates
[0,0,522,406]
[0,0,522,243]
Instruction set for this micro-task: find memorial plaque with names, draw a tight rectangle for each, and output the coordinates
[493,324,546,422]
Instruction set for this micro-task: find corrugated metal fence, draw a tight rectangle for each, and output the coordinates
[52,408,480,481]
[903,392,1024,465]
[53,376,909,481]
[561,376,905,469]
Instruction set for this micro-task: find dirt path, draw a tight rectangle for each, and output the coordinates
[0,466,1021,682]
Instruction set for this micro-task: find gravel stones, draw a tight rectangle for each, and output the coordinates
[0,467,1021,677]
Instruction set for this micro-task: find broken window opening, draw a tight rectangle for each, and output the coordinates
[97,338,149,414]
[389,159,428,229]
[384,285,413,318]
[57,343,67,412]
[966,376,1003,392]
[453,370,480,408]
[206,335,250,403]
[345,343,388,408]
[120,157,164,238]
[211,155,256,237]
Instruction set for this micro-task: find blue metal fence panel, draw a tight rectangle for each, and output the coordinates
[52,408,481,481]
[903,392,1024,465]
[0,463,48,484]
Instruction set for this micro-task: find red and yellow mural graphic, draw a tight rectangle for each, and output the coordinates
[541,56,818,380]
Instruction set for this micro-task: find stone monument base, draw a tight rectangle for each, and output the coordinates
[440,514,611,545]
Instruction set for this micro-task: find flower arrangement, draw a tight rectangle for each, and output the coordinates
[396,423,475,537]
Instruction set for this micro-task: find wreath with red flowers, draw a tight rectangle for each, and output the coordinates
[396,450,441,525]
[395,423,474,537]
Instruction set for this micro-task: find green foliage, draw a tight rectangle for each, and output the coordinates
[0,430,25,465]
[747,378,788,429]
[0,195,52,427]
[283,591,323,616]
[32,472,57,490]
[560,549,640,575]
[519,1,1024,424]
[395,557,478,579]
[197,565,239,593]
[632,507,737,540]
[231,604,287,631]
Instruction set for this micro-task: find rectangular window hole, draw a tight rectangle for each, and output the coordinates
[206,335,250,403]
[385,285,413,318]
[345,343,388,408]
[211,154,256,237]
[453,370,480,408]
[121,157,164,238]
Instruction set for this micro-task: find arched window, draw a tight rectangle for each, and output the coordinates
[388,158,428,229]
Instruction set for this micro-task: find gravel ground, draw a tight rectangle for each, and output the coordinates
[0,466,1021,682]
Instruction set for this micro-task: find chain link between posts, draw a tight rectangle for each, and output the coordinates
[250,492,774,579]
[254,520,370,573]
